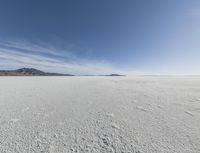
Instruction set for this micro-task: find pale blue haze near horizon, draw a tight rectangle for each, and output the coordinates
[0,0,200,75]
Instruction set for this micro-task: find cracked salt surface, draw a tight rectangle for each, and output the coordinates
[0,76,200,153]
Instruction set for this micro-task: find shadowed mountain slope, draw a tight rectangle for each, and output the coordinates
[0,68,74,76]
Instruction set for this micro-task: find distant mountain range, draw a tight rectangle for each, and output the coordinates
[0,68,74,76]
[0,68,125,76]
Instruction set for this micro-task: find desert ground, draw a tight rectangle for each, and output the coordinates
[0,76,200,153]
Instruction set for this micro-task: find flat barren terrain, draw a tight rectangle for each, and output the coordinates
[0,76,200,153]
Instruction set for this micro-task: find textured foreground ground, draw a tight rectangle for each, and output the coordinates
[0,76,200,153]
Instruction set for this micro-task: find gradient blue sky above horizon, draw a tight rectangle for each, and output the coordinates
[0,0,200,75]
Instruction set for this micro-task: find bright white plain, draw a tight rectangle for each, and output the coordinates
[0,76,200,153]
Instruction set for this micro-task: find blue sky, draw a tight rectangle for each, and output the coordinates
[0,0,200,75]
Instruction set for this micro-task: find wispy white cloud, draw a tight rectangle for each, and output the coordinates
[0,39,138,75]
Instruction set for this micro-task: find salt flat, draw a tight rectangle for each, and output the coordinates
[0,76,200,153]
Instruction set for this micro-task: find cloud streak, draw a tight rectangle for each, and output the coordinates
[0,39,133,75]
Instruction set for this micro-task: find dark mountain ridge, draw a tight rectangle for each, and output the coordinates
[0,68,74,76]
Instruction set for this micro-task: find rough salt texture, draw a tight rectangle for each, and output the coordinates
[0,76,200,153]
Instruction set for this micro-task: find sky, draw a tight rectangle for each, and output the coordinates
[0,0,200,75]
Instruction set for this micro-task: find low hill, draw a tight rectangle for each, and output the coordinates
[107,74,125,76]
